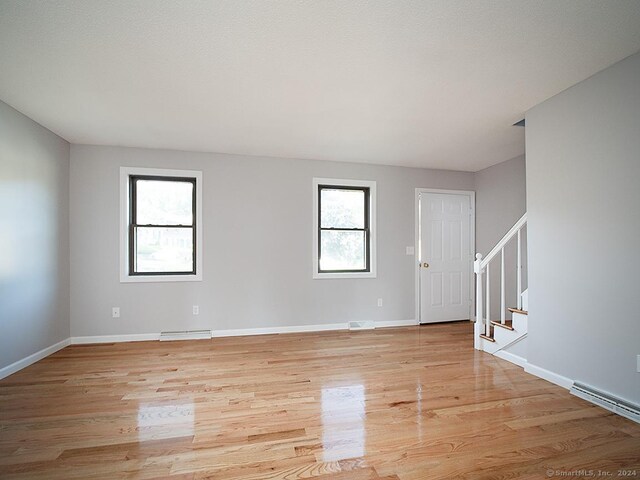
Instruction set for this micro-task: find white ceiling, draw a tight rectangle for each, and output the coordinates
[1,1,640,171]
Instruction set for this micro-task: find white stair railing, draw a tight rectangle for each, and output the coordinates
[474,213,527,341]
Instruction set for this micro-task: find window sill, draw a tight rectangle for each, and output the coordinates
[313,271,377,280]
[120,274,202,283]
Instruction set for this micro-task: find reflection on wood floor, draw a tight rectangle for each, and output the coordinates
[1,322,639,479]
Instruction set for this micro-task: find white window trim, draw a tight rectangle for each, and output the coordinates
[119,166,203,283]
[312,177,377,279]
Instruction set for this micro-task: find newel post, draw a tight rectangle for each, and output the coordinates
[474,253,483,325]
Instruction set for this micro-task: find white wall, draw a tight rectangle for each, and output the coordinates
[70,145,474,337]
[0,101,70,370]
[526,52,640,403]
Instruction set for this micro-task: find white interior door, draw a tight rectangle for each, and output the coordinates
[419,192,472,324]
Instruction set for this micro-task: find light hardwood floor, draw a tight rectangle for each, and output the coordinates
[1,322,638,479]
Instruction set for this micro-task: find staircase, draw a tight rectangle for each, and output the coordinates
[474,213,528,362]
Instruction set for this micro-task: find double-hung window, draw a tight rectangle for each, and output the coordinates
[120,167,203,282]
[313,178,376,279]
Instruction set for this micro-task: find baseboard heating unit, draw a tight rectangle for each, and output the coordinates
[570,382,640,423]
[348,321,375,331]
[159,330,212,341]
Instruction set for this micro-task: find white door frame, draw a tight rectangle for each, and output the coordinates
[414,188,475,324]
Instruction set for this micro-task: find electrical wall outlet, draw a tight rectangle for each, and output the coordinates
[377,298,383,307]
[112,307,120,318]
[637,355,640,373]
[192,305,199,315]
[406,246,415,255]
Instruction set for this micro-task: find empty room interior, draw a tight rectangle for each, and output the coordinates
[1,1,640,479]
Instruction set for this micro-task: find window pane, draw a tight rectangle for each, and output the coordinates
[320,188,365,228]
[135,227,193,273]
[136,180,193,225]
[320,230,366,271]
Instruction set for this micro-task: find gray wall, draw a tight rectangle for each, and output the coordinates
[475,155,527,321]
[526,52,640,403]
[0,101,70,369]
[70,145,474,337]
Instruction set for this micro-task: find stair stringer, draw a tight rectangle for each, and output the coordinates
[479,311,528,357]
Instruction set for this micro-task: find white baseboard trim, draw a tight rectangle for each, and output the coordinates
[376,319,418,328]
[213,319,417,337]
[69,320,418,343]
[494,350,528,369]
[0,338,71,380]
[491,349,574,392]
[525,362,573,390]
[213,323,346,338]
[70,333,160,344]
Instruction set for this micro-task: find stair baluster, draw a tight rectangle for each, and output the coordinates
[500,248,505,325]
[474,253,484,344]
[517,229,522,310]
[475,213,527,348]
[485,263,490,336]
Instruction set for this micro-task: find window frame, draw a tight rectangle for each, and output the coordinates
[120,167,203,283]
[312,178,377,279]
[129,174,197,277]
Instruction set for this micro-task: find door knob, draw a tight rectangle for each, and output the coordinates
[422,262,429,268]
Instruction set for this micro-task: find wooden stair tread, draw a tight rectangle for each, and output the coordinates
[479,334,495,342]
[508,307,528,315]
[491,320,514,331]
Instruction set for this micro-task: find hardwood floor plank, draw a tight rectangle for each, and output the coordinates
[0,323,638,479]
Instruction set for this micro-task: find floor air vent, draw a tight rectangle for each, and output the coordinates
[348,321,375,331]
[570,382,640,423]
[159,330,212,341]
